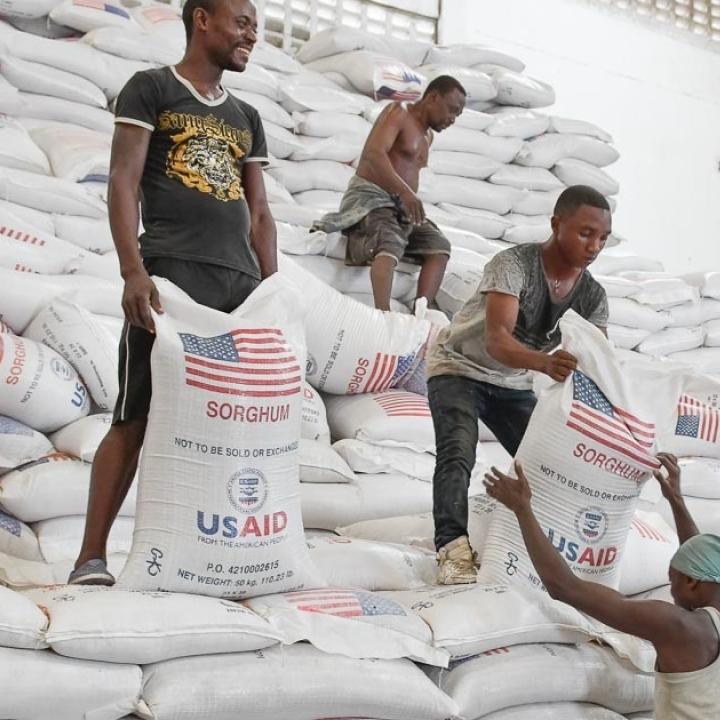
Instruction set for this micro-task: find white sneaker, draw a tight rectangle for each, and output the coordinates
[437,535,478,585]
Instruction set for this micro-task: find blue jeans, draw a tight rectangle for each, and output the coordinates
[428,374,537,550]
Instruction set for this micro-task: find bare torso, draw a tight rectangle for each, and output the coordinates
[356,103,432,193]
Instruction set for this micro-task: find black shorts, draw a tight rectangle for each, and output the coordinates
[112,257,260,425]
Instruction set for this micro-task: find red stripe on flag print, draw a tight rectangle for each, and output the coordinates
[374,392,431,417]
[283,590,364,618]
[632,518,669,543]
[0,226,44,245]
[678,395,719,443]
[365,352,400,393]
[181,327,301,398]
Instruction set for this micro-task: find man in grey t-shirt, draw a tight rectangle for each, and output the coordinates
[427,185,611,585]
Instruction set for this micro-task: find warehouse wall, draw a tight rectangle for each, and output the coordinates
[439,0,720,273]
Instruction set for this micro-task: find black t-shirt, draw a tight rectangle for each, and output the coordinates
[114,66,268,277]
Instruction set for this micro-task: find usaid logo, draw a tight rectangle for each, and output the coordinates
[227,468,267,514]
[50,357,73,381]
[574,507,608,544]
[306,353,318,378]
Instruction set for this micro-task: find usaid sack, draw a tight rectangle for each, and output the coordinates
[118,276,323,598]
[479,312,682,590]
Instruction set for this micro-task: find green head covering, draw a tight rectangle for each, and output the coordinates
[670,534,720,584]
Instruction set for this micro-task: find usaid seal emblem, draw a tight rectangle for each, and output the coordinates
[50,356,73,381]
[575,507,608,544]
[227,468,267,514]
[306,353,318,378]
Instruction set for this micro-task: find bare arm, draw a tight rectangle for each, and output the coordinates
[485,292,577,382]
[654,452,699,543]
[243,162,276,279]
[484,461,687,644]
[357,104,423,225]
[108,123,162,332]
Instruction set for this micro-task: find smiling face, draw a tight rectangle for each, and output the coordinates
[551,203,611,270]
[195,0,258,72]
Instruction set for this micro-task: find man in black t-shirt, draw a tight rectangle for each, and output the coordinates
[70,0,275,585]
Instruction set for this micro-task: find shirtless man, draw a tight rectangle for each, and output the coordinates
[317,75,466,310]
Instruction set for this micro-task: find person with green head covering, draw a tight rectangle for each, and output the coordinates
[484,452,720,720]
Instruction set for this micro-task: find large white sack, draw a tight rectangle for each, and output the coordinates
[637,326,705,357]
[0,453,136,522]
[24,585,282,664]
[553,157,619,195]
[345,292,409,314]
[516,134,620,169]
[261,170,294,205]
[269,201,320,228]
[305,52,425,101]
[304,530,435,591]
[655,495,720,535]
[299,439,355,484]
[619,510,679,595]
[0,114,49,174]
[628,277,699,310]
[289,253,416,299]
[491,70,555,108]
[437,248,490,315]
[439,202,513,239]
[479,312,681,590]
[34,514,133,563]
[0,230,84,274]
[440,223,507,255]
[511,188,562,215]
[266,159,353,193]
[118,276,323,598]
[426,44,524,72]
[667,347,720,374]
[0,509,43,561]
[82,26,180,65]
[417,64,496,102]
[607,324,652,351]
[0,584,47,649]
[129,1,184,43]
[486,109,550,138]
[682,271,720,300]
[290,132,363,162]
[489,164,563,191]
[247,42,302,74]
[140,643,458,720]
[431,128,523,162]
[50,413,112,462]
[300,382,329,443]
[0,333,90,432]
[549,116,613,143]
[0,267,122,333]
[503,223,550,245]
[325,391,434,453]
[382,583,591,659]
[280,75,370,114]
[0,647,141,720]
[428,175,519,214]
[594,274,641,298]
[29,125,110,182]
[227,88,293,127]
[10,91,114,134]
[591,254,664,277]
[296,26,430,67]
[24,298,118,410]
[428,150,501,179]
[0,198,54,233]
[293,188,344,210]
[280,255,432,394]
[50,0,138,32]
[608,297,671,332]
[300,473,432,530]
[293,109,371,138]
[0,166,106,217]
[260,119,302,159]
[426,643,653,718]
[675,456,720,499]
[0,415,52,471]
[246,586,447,666]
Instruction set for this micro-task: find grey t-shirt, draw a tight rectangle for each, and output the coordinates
[427,244,608,390]
[114,66,268,278]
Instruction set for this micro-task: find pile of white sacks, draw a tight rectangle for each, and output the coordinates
[0,4,718,719]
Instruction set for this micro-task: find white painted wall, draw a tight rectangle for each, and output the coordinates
[439,0,720,273]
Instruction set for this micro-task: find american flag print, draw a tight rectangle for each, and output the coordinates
[179,328,301,398]
[74,0,130,18]
[0,225,44,245]
[363,352,416,393]
[632,517,670,543]
[567,371,659,470]
[283,589,407,618]
[374,391,431,418]
[675,394,719,444]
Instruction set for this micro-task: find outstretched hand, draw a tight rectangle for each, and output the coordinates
[483,460,533,514]
[653,452,681,501]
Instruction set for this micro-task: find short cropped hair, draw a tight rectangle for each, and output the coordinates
[553,185,610,218]
[423,75,467,98]
[182,0,217,42]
